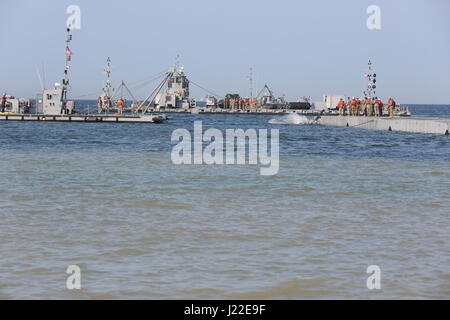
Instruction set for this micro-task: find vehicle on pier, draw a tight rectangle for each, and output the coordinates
[257,84,288,109]
[0,95,32,114]
[205,95,218,108]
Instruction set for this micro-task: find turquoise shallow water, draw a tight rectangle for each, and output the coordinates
[0,105,449,299]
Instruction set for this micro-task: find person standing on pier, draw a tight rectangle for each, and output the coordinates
[106,96,112,112]
[364,97,371,117]
[348,98,352,116]
[350,97,357,116]
[337,98,345,116]
[97,96,103,114]
[378,99,384,117]
[374,97,380,117]
[117,98,124,115]
[1,94,6,113]
[374,98,383,117]
[387,98,396,117]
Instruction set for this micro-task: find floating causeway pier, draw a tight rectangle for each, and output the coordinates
[0,114,164,123]
[318,116,450,135]
[149,108,318,116]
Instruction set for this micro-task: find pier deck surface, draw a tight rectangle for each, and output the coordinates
[318,115,450,135]
[2,113,449,135]
[0,114,161,123]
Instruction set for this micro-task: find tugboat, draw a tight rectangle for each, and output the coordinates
[3,26,167,123]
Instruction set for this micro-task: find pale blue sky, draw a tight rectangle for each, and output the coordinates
[1,0,449,103]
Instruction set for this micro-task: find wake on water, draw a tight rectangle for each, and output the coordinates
[268,113,315,125]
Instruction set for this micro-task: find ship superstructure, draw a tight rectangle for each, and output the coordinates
[156,66,190,109]
[257,84,288,109]
[40,27,75,115]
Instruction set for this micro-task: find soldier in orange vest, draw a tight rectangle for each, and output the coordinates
[350,97,358,116]
[374,97,380,117]
[373,98,382,117]
[356,98,362,116]
[117,98,124,115]
[346,98,351,116]
[388,98,396,117]
[378,99,384,117]
[337,99,345,116]
[1,94,6,113]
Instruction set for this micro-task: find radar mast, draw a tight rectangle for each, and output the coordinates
[363,60,377,98]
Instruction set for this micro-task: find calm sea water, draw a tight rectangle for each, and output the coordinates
[1,104,449,299]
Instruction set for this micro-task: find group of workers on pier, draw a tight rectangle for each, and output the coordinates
[224,97,259,109]
[97,96,128,115]
[336,97,397,117]
[97,96,113,113]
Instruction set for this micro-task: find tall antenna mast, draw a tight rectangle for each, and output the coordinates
[103,57,112,97]
[175,54,180,73]
[248,67,253,100]
[42,62,46,89]
[62,26,73,101]
[364,59,377,98]
[35,64,44,91]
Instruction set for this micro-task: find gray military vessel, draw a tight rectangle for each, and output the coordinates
[2,27,166,123]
